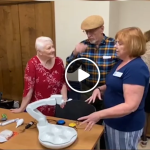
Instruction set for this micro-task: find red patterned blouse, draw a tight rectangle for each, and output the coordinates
[23,56,66,116]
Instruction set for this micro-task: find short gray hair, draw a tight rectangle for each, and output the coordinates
[35,36,53,51]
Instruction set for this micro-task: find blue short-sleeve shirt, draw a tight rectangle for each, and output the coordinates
[104,57,149,132]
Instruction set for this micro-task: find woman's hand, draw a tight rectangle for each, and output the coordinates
[78,112,101,131]
[60,100,66,108]
[85,88,102,104]
[10,108,24,113]
[60,97,68,109]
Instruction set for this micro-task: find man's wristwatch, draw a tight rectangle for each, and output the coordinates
[97,87,102,93]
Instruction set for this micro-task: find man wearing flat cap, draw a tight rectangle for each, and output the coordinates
[66,15,118,104]
[66,14,118,149]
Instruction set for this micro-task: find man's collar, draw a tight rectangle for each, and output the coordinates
[100,33,107,45]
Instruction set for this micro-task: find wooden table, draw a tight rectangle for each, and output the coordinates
[0,108,104,149]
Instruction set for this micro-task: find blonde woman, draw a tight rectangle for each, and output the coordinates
[78,27,149,150]
[140,30,150,147]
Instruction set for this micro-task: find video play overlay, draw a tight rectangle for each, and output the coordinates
[65,58,100,93]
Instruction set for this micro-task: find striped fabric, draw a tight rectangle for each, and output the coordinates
[104,123,143,150]
[66,34,118,86]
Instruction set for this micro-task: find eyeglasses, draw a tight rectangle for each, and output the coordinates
[83,26,102,35]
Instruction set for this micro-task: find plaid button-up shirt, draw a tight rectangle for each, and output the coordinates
[66,35,118,86]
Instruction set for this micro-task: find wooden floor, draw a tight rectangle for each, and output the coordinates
[138,138,150,150]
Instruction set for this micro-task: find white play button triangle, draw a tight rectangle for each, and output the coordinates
[78,68,90,82]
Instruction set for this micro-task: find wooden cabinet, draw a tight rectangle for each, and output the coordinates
[0,1,55,102]
[146,114,150,137]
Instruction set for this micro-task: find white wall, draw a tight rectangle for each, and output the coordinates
[118,1,150,33]
[54,1,150,62]
[54,1,110,64]
[109,2,119,38]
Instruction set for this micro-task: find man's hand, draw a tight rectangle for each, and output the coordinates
[73,43,88,56]
[85,88,102,104]
[10,108,24,113]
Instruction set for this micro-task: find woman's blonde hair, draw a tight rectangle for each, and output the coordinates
[144,30,150,42]
[115,27,146,57]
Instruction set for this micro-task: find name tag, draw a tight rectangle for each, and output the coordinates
[113,71,123,77]
[103,56,111,59]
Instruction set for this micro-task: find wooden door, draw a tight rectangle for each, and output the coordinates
[146,114,150,137]
[0,4,23,101]
[19,2,55,70]
[0,1,55,102]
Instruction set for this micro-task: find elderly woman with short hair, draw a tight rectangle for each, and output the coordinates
[78,27,150,150]
[11,36,68,116]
